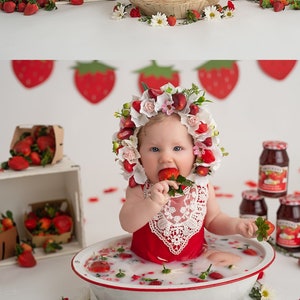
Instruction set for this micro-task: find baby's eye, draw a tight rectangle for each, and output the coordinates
[150,147,159,152]
[173,146,182,151]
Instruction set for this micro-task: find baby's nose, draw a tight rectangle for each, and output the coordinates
[159,151,173,163]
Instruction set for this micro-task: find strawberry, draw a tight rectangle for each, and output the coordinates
[16,1,26,12]
[3,1,16,12]
[158,168,180,181]
[38,217,52,231]
[36,135,55,151]
[273,0,285,10]
[135,61,180,94]
[195,166,210,176]
[88,260,110,273]
[129,176,138,188]
[12,60,54,87]
[186,9,201,22]
[130,6,141,17]
[195,122,208,134]
[258,60,297,80]
[52,215,73,234]
[189,103,199,115]
[118,252,133,259]
[172,93,187,111]
[209,271,224,280]
[196,60,239,99]
[1,210,15,230]
[158,168,194,196]
[30,152,41,165]
[20,242,34,252]
[117,128,134,140]
[243,248,258,256]
[200,149,215,164]
[70,0,83,5]
[8,156,29,171]
[43,238,62,253]
[148,280,163,285]
[24,0,39,15]
[123,160,135,173]
[73,61,116,104]
[24,218,37,231]
[16,244,37,268]
[255,216,275,241]
[12,140,32,157]
[132,100,141,112]
[167,15,176,26]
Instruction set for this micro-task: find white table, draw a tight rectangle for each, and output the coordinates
[0,0,299,59]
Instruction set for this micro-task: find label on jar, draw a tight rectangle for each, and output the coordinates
[240,214,267,220]
[258,165,288,193]
[276,219,300,248]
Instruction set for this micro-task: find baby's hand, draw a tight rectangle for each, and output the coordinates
[236,219,258,239]
[149,180,179,207]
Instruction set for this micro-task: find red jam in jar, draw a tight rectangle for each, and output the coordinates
[258,140,289,198]
[239,190,268,220]
[276,194,300,252]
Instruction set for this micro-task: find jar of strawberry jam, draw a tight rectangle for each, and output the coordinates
[258,140,289,198]
[276,194,300,252]
[239,190,268,220]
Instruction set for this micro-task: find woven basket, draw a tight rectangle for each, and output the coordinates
[130,0,219,19]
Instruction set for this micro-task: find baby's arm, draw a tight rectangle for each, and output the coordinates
[205,183,257,238]
[119,180,178,233]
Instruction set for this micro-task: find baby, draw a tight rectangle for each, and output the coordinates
[113,83,257,265]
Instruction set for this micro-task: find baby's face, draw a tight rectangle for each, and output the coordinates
[139,114,195,183]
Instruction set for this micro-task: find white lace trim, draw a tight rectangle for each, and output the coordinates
[146,183,208,255]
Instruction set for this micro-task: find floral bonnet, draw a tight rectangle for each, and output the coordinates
[112,83,227,187]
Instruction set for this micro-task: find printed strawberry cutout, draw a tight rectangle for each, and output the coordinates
[73,61,116,104]
[12,60,54,88]
[134,60,180,93]
[196,60,239,99]
[158,167,194,196]
[258,60,297,80]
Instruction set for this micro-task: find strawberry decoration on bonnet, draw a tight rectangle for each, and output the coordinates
[112,83,227,187]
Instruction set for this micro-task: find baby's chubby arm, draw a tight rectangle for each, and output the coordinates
[119,180,178,233]
[205,183,258,238]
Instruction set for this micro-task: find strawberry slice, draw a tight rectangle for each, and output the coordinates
[209,271,224,280]
[255,217,275,242]
[88,260,110,273]
[243,248,258,256]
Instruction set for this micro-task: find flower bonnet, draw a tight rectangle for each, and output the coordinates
[112,83,227,187]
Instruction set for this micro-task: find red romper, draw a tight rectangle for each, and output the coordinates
[131,181,208,264]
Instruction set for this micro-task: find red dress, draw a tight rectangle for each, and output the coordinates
[131,182,208,264]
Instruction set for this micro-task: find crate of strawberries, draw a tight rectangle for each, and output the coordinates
[1,124,64,171]
[24,199,73,247]
[0,211,19,260]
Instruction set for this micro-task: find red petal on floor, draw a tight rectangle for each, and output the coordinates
[88,197,99,203]
[103,187,118,193]
[244,180,257,188]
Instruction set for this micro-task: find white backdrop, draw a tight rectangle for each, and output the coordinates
[0,60,299,246]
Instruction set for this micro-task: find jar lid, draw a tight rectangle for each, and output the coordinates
[279,194,300,205]
[242,190,265,201]
[263,140,287,150]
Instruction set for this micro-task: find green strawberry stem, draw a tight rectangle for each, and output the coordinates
[168,175,194,196]
[199,264,212,279]
[255,217,270,242]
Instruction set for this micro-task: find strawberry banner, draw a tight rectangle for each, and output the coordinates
[195,60,239,100]
[258,60,297,80]
[72,61,116,104]
[12,60,54,88]
[134,60,180,93]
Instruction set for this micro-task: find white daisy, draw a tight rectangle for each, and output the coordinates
[261,284,275,300]
[150,12,168,27]
[111,4,127,20]
[223,8,234,18]
[203,6,222,21]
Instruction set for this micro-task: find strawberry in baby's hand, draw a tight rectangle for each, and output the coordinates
[255,217,275,242]
[158,168,194,196]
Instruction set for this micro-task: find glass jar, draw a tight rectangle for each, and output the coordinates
[239,190,268,219]
[276,194,300,252]
[258,140,289,198]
